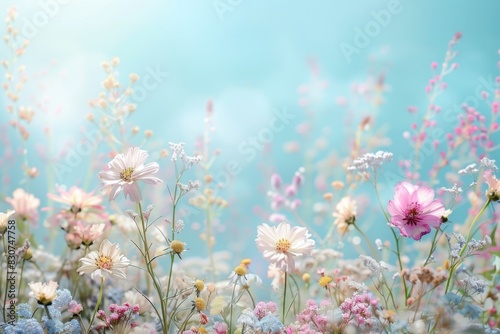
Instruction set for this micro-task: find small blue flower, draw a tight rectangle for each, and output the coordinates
[2,318,44,334]
[257,314,284,333]
[44,319,64,334]
[63,319,81,334]
[16,303,32,318]
[52,289,72,310]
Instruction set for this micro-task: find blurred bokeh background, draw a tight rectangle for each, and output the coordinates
[1,0,499,285]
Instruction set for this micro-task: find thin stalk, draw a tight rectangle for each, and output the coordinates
[137,202,168,334]
[86,277,104,334]
[17,259,26,303]
[354,224,379,261]
[44,304,52,320]
[282,272,288,323]
[228,280,238,332]
[373,181,408,304]
[444,199,491,293]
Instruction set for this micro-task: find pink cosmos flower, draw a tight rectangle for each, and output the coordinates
[387,182,445,241]
[99,147,163,202]
[256,222,315,273]
[6,188,40,224]
[73,221,106,246]
[46,186,108,227]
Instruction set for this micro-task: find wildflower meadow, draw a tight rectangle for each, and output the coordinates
[1,2,500,334]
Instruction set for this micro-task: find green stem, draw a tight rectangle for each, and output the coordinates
[444,199,491,293]
[137,202,168,334]
[246,289,256,309]
[17,259,26,303]
[373,181,408,305]
[164,253,175,331]
[87,277,104,334]
[423,228,440,267]
[44,304,52,320]
[229,280,238,332]
[282,272,288,323]
[354,224,379,261]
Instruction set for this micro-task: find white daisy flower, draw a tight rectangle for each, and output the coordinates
[77,239,130,280]
[255,222,315,273]
[28,280,58,305]
[99,147,163,202]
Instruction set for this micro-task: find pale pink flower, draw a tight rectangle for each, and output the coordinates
[77,239,130,280]
[65,231,83,249]
[73,221,106,246]
[47,186,107,226]
[6,188,40,224]
[213,322,228,334]
[99,147,163,202]
[28,280,58,305]
[68,300,83,315]
[484,170,500,202]
[333,196,357,234]
[387,182,445,241]
[256,222,315,273]
[267,263,285,290]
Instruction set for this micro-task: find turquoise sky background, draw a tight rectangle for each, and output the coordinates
[1,0,500,282]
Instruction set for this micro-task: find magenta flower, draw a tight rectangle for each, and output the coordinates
[387,182,445,241]
[99,147,163,202]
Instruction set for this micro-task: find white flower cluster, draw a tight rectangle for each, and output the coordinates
[480,157,498,172]
[178,180,201,193]
[347,280,368,293]
[458,163,479,175]
[169,142,202,170]
[359,255,389,278]
[441,183,463,197]
[446,233,491,259]
[347,151,393,173]
[174,219,185,233]
[457,273,488,295]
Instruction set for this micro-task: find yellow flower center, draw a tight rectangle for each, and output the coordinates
[240,258,252,266]
[96,255,113,270]
[37,293,55,306]
[170,240,185,254]
[120,167,135,182]
[302,273,311,283]
[234,265,247,276]
[276,238,291,253]
[194,297,206,311]
[194,279,205,292]
[319,275,333,288]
